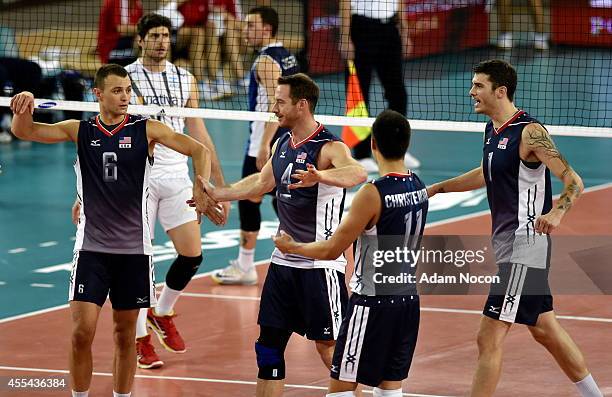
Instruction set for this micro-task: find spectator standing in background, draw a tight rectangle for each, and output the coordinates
[97,0,143,65]
[339,0,420,173]
[206,0,246,95]
[496,0,549,50]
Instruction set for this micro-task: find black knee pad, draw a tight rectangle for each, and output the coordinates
[165,254,202,291]
[255,327,291,380]
[239,199,261,232]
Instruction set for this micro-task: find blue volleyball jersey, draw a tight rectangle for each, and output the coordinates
[270,124,347,272]
[73,114,153,255]
[246,42,298,157]
[350,172,429,296]
[482,110,552,267]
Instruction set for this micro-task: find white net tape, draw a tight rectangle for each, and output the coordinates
[1,97,611,138]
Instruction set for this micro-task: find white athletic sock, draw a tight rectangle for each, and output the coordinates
[155,286,181,316]
[72,391,89,397]
[135,308,149,339]
[113,392,131,397]
[575,374,603,397]
[326,392,355,397]
[373,388,402,397]
[237,247,255,272]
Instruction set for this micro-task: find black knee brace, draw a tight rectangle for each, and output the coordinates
[239,199,262,232]
[165,254,202,291]
[255,327,291,380]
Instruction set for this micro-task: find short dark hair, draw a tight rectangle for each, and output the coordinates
[137,13,172,39]
[277,73,319,114]
[372,109,411,160]
[248,6,279,37]
[94,64,128,88]
[473,59,518,101]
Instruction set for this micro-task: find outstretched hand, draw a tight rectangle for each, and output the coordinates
[186,194,226,226]
[196,175,217,200]
[186,176,226,226]
[289,163,321,189]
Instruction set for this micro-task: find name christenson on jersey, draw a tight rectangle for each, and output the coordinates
[384,188,428,208]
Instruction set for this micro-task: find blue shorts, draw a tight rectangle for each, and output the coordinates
[331,294,420,387]
[68,250,156,310]
[258,262,348,340]
[483,262,553,326]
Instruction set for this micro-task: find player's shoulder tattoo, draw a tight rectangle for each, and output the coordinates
[523,123,568,166]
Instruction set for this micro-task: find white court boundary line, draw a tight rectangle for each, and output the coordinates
[0,96,611,137]
[0,366,455,397]
[1,182,611,325]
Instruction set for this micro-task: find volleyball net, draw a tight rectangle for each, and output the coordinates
[0,0,611,136]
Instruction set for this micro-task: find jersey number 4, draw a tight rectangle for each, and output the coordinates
[279,163,293,198]
[103,152,118,182]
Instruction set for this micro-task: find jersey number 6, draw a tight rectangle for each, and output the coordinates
[103,152,118,182]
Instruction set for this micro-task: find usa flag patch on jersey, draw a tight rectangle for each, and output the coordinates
[119,136,132,149]
[497,137,509,149]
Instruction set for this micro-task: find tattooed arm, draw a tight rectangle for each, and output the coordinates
[521,123,584,234]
